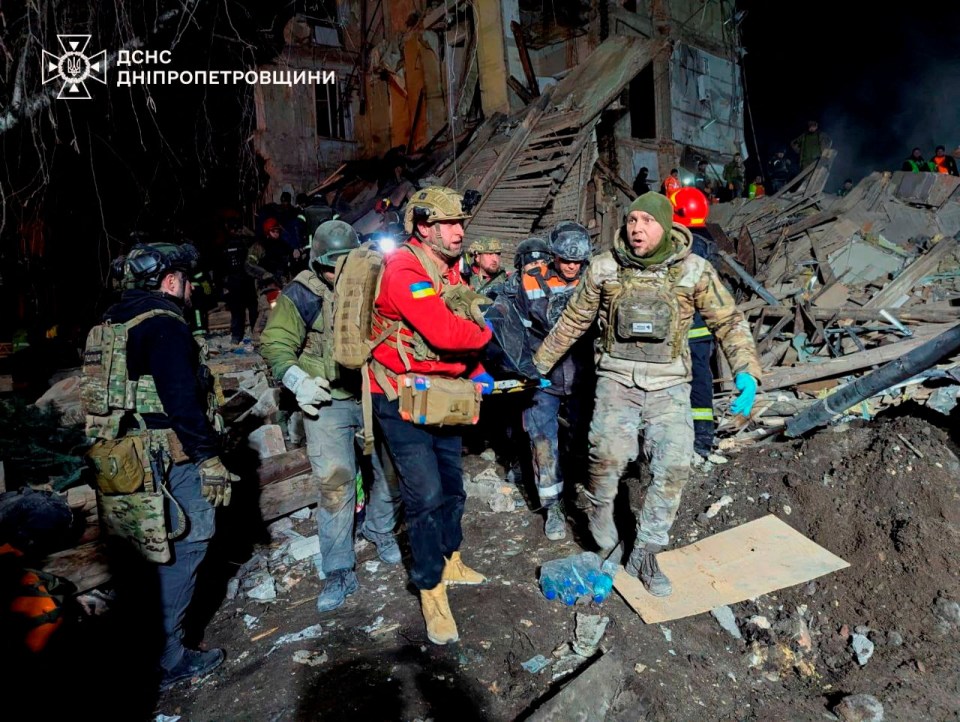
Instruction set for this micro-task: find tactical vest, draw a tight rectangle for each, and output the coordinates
[288,270,339,383]
[80,309,185,440]
[603,265,686,364]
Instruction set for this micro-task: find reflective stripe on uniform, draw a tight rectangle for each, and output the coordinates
[688,326,712,339]
[691,407,714,421]
[537,482,563,499]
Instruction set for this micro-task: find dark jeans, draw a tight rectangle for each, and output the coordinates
[373,394,465,590]
[225,278,257,343]
[521,390,583,508]
[689,339,715,455]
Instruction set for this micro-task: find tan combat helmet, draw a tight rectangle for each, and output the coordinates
[403,186,481,259]
[466,237,503,256]
[403,187,481,233]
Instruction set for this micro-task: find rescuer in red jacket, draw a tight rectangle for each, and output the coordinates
[368,186,493,645]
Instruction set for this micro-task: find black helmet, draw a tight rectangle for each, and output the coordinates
[114,242,199,290]
[515,236,551,270]
[549,221,591,262]
[311,220,360,271]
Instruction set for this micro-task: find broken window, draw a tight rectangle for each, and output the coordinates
[630,64,656,139]
[518,0,591,49]
[316,82,349,140]
[298,0,341,46]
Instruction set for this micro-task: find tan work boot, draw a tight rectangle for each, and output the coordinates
[420,583,459,644]
[442,551,486,585]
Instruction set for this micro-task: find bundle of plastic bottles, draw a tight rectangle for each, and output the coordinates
[539,551,615,605]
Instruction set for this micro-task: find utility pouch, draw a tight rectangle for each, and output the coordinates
[89,433,185,563]
[615,297,672,341]
[98,490,174,564]
[397,375,481,427]
[87,436,151,495]
[605,277,682,364]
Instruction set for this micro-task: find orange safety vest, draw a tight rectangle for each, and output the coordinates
[522,265,570,300]
[1,543,67,654]
[663,176,682,196]
[933,155,950,174]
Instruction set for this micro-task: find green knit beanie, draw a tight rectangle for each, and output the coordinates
[626,192,674,264]
[628,192,674,241]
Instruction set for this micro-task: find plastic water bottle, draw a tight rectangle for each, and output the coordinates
[558,577,578,606]
[540,552,606,605]
[569,564,589,596]
[586,569,614,603]
[540,558,576,604]
[540,575,560,601]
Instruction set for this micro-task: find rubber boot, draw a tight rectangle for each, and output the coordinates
[625,543,672,597]
[442,551,486,585]
[420,583,459,644]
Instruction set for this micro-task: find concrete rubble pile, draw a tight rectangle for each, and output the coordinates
[706,161,960,448]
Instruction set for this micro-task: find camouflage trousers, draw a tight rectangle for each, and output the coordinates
[586,377,694,548]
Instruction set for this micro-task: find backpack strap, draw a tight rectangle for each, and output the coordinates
[285,271,325,328]
[117,308,188,330]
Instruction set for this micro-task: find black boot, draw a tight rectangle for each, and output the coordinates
[159,648,225,691]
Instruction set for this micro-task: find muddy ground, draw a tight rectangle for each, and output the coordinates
[25,408,960,721]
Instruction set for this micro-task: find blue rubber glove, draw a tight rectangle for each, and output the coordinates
[471,371,495,395]
[730,372,758,417]
[538,378,552,389]
[485,320,495,334]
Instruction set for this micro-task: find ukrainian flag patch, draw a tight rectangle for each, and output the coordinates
[410,281,436,299]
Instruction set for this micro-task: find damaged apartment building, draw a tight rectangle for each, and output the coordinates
[254,0,747,257]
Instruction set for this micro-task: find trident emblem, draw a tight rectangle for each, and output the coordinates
[41,35,107,100]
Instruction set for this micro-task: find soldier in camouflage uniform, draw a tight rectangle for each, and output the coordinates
[533,193,761,597]
[466,237,507,296]
[260,221,403,613]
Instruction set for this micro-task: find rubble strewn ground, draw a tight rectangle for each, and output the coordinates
[121,410,959,721]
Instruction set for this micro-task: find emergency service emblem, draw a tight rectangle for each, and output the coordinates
[41,35,107,100]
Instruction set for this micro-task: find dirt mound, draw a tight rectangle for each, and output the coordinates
[670,413,960,720]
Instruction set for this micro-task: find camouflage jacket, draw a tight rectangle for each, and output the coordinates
[533,224,762,392]
[468,268,507,295]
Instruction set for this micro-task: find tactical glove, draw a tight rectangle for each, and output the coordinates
[198,456,239,507]
[443,284,493,329]
[282,365,332,416]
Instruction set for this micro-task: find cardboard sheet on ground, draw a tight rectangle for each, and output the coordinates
[615,515,849,623]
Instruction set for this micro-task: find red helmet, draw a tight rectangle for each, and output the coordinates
[670,187,709,227]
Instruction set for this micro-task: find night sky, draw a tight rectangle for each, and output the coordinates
[738,1,960,188]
